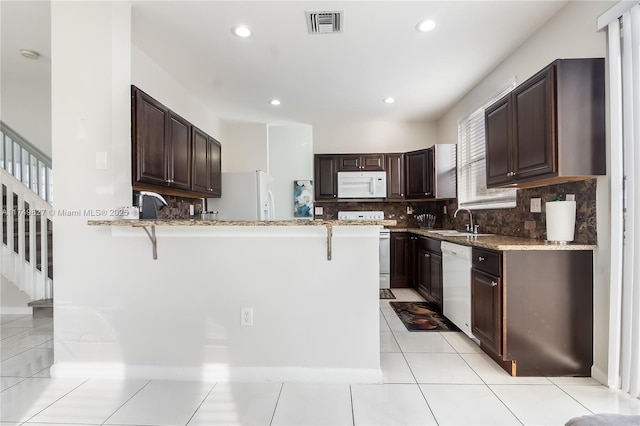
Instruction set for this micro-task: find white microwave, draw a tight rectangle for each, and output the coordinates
[337,171,387,199]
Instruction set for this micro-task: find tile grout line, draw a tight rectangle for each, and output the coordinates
[99,379,152,426]
[349,384,355,426]
[554,381,596,415]
[22,378,89,424]
[268,382,285,426]
[184,381,217,426]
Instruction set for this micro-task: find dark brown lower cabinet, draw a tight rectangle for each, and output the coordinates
[471,268,503,356]
[471,247,593,377]
[390,233,412,288]
[414,236,443,313]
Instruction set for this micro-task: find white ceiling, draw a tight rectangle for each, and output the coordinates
[131,1,568,125]
[1,0,571,154]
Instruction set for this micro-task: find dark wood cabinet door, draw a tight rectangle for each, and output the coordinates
[386,154,405,199]
[314,155,338,199]
[429,252,442,312]
[337,155,361,171]
[208,137,222,197]
[338,154,385,171]
[361,154,385,171]
[415,247,432,299]
[134,89,168,186]
[390,233,411,288]
[167,112,191,190]
[472,268,502,355]
[424,148,434,197]
[405,151,427,198]
[191,127,209,194]
[485,96,513,187]
[512,66,556,181]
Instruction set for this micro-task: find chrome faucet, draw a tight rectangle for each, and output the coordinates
[453,207,475,234]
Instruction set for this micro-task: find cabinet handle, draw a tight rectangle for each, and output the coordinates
[424,253,430,258]
[478,256,485,261]
[491,281,498,287]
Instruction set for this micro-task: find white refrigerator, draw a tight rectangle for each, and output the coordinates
[207,171,275,220]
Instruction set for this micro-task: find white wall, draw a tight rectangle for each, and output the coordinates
[132,45,221,140]
[0,1,52,158]
[50,2,378,382]
[313,120,437,153]
[268,125,313,220]
[1,276,31,315]
[220,123,268,173]
[436,0,614,383]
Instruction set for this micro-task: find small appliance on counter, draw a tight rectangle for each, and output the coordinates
[134,191,168,219]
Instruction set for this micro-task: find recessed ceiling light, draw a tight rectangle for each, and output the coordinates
[416,19,436,32]
[270,99,281,106]
[20,49,40,60]
[383,97,395,104]
[232,25,253,38]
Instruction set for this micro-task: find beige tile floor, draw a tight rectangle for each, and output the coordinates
[1,288,639,425]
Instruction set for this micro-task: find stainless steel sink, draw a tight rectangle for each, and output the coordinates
[428,229,494,237]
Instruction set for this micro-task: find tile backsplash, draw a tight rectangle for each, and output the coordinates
[444,179,598,244]
[315,178,598,245]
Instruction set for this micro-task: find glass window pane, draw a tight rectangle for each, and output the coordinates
[13,141,20,180]
[22,148,30,188]
[0,131,4,169]
[47,167,53,204]
[5,137,12,174]
[31,155,38,193]
[39,161,46,200]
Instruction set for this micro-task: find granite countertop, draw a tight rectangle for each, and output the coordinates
[88,219,397,227]
[390,227,597,251]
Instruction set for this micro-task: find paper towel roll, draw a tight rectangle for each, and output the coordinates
[546,201,576,242]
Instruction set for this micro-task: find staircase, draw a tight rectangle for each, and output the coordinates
[0,122,53,317]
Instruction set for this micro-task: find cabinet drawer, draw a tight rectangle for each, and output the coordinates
[417,236,441,253]
[472,248,501,276]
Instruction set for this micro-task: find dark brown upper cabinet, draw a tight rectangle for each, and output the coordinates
[405,145,456,200]
[405,149,433,199]
[485,58,605,188]
[191,128,222,197]
[337,154,385,171]
[167,112,192,191]
[314,155,338,200]
[132,88,169,187]
[131,85,222,198]
[386,153,405,200]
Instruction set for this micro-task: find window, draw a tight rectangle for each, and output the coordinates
[457,82,516,209]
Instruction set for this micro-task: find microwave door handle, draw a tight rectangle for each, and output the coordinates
[370,178,374,195]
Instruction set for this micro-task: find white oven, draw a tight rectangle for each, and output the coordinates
[338,211,390,288]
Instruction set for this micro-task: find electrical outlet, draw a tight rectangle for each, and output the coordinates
[443,205,447,214]
[241,307,253,326]
[406,206,413,215]
[530,198,542,213]
[189,204,195,216]
[315,206,323,216]
[566,194,575,201]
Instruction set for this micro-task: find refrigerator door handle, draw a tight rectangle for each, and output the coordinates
[267,190,275,220]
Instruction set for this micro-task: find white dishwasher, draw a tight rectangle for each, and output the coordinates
[441,242,473,339]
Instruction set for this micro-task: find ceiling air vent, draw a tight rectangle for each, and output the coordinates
[306,11,343,34]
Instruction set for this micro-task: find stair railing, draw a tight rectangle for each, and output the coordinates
[0,122,53,302]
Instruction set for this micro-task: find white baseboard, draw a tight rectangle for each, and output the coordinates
[591,365,610,386]
[0,306,32,315]
[50,362,383,383]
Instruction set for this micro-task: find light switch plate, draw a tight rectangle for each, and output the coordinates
[530,198,542,213]
[407,206,413,215]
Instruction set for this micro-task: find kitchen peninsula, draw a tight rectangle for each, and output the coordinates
[56,219,394,383]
